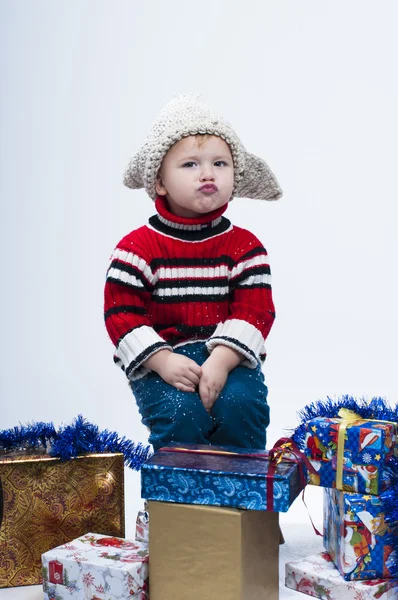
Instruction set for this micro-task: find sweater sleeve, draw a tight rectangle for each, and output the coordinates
[104,243,172,379]
[206,238,275,368]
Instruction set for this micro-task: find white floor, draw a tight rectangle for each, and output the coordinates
[0,479,324,600]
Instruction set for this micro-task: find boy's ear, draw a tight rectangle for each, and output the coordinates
[155,173,167,196]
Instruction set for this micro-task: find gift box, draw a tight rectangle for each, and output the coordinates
[148,499,279,600]
[0,452,125,587]
[141,443,307,512]
[42,532,148,600]
[285,551,398,599]
[301,415,397,494]
[323,488,398,581]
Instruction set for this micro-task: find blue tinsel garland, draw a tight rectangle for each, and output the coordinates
[0,415,152,470]
[291,395,398,449]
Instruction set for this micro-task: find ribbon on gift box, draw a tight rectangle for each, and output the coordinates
[267,437,318,510]
[158,438,316,510]
[335,408,397,491]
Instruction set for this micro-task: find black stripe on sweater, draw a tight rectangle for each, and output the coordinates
[239,246,268,261]
[209,336,257,363]
[148,215,231,241]
[107,259,153,290]
[231,265,271,286]
[155,278,229,290]
[235,282,271,290]
[105,305,147,320]
[232,264,271,280]
[125,342,170,378]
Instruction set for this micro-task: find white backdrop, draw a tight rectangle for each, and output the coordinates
[1,0,398,536]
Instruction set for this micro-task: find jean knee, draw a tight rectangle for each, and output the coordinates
[132,378,213,448]
[213,370,269,426]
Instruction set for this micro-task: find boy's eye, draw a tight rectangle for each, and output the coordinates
[182,161,197,168]
[214,160,228,167]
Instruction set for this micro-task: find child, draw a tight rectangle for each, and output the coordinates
[104,94,282,451]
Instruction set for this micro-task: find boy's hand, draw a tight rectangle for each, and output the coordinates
[198,345,244,413]
[143,350,202,392]
[199,360,229,413]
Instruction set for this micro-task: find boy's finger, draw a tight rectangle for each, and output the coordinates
[187,372,200,386]
[189,363,202,377]
[176,381,195,393]
[198,382,209,405]
[180,375,197,388]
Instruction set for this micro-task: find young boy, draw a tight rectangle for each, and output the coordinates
[104,94,282,451]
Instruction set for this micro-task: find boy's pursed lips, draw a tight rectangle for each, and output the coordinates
[199,184,218,194]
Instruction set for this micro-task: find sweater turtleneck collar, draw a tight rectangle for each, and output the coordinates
[148,196,231,241]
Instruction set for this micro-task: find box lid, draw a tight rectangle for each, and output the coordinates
[142,444,299,479]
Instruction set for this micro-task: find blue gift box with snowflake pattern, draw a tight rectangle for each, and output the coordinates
[302,416,397,494]
[140,444,307,512]
[323,488,398,581]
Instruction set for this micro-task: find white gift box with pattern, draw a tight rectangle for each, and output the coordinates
[285,552,398,600]
[42,532,148,600]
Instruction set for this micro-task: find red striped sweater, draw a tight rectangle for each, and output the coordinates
[104,196,275,380]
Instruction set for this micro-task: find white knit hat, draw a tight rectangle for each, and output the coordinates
[123,94,282,201]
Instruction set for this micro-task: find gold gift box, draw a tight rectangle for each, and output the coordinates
[148,500,279,600]
[0,452,125,588]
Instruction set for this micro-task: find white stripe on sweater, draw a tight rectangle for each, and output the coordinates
[107,267,146,289]
[237,273,271,287]
[158,214,223,231]
[115,325,171,371]
[155,265,229,280]
[111,249,156,285]
[230,253,270,279]
[153,285,229,297]
[206,319,265,369]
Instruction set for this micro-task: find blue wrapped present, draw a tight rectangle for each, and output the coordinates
[140,442,307,512]
[301,413,397,494]
[324,488,398,581]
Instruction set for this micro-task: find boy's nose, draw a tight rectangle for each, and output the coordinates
[199,165,215,181]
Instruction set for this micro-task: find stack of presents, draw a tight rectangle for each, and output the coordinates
[1,400,398,599]
[286,402,398,599]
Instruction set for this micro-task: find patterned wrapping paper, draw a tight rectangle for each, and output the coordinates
[140,444,307,512]
[323,488,397,581]
[302,416,397,494]
[42,533,148,600]
[285,552,398,600]
[135,504,149,545]
[0,452,125,588]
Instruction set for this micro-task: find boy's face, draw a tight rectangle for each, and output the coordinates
[155,135,234,218]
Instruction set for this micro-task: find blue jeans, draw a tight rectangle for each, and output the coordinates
[130,342,270,451]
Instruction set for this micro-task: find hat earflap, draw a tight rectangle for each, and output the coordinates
[236,153,282,201]
[123,150,145,189]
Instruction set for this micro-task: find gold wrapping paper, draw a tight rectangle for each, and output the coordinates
[0,452,125,588]
[148,500,279,600]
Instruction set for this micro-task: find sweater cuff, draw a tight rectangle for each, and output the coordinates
[114,325,172,379]
[206,319,264,369]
